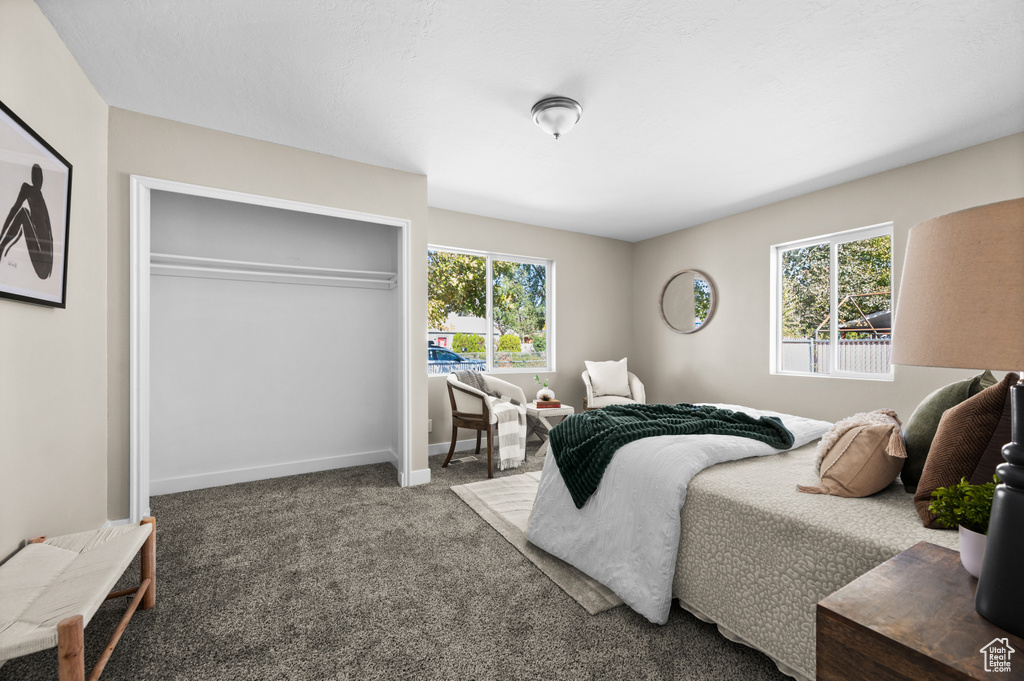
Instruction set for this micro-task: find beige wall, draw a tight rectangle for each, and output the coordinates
[5,0,1022,541]
[632,133,1024,424]
[0,0,109,558]
[106,109,430,519]
[427,208,634,448]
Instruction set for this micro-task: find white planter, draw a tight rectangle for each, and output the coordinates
[959,525,988,579]
[536,388,556,402]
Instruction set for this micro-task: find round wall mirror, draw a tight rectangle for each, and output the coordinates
[660,269,716,334]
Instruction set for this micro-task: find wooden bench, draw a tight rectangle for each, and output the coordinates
[0,517,156,681]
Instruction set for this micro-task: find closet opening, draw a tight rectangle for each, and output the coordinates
[129,176,411,522]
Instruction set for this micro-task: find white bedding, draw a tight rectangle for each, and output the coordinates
[525,404,831,624]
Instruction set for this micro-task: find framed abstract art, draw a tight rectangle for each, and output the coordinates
[0,99,72,308]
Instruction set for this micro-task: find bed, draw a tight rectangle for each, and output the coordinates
[525,405,959,680]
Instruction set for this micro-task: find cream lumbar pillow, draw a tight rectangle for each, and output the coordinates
[585,358,631,398]
[797,409,906,498]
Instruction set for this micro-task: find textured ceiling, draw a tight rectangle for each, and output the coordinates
[36,0,1024,241]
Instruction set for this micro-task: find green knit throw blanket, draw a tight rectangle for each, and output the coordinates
[549,403,795,509]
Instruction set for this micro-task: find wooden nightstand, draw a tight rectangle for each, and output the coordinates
[817,541,1024,680]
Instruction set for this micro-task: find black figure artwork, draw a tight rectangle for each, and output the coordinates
[0,164,53,280]
[0,98,72,308]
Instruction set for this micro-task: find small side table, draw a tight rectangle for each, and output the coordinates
[525,402,575,442]
[817,541,1024,680]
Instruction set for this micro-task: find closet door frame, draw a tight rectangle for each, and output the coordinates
[129,175,411,522]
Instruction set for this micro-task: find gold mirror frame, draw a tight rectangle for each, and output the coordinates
[659,269,717,334]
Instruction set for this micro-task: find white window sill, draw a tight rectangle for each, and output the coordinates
[428,368,553,376]
[771,370,895,382]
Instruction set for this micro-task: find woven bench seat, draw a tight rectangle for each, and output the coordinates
[0,519,156,680]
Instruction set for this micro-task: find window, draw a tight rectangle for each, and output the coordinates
[771,223,893,379]
[427,246,553,375]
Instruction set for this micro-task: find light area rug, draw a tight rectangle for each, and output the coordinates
[451,470,623,615]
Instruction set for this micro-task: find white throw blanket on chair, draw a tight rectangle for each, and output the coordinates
[488,398,526,470]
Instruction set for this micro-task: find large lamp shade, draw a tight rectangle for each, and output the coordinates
[891,196,1024,638]
[890,197,1024,371]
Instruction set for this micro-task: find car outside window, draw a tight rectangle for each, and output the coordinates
[428,246,554,375]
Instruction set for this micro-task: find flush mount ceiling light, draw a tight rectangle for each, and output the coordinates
[531,97,582,140]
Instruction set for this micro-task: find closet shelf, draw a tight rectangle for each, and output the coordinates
[150,253,398,290]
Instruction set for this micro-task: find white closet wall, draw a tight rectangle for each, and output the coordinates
[149,190,400,494]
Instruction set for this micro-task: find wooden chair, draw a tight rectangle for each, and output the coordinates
[443,373,527,478]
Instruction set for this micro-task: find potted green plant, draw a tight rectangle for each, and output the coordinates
[534,374,555,402]
[928,476,997,578]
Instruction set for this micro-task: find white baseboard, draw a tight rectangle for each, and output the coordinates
[399,467,431,486]
[150,449,395,495]
[427,438,479,457]
[103,518,133,528]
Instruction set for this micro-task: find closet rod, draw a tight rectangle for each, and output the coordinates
[150,252,397,290]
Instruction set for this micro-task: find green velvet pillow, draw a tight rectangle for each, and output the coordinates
[901,370,995,492]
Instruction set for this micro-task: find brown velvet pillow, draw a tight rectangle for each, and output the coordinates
[797,423,906,498]
[969,385,1014,485]
[914,372,1019,528]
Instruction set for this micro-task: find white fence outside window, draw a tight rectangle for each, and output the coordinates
[781,339,891,375]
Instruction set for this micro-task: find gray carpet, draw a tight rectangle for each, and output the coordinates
[1,442,788,680]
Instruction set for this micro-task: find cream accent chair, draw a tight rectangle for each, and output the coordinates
[444,372,527,478]
[582,370,646,410]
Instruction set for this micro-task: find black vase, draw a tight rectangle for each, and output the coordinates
[975,381,1024,637]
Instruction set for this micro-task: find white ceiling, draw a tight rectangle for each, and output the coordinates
[37,0,1024,242]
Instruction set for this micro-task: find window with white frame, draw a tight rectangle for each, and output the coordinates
[771,223,893,379]
[427,246,553,375]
